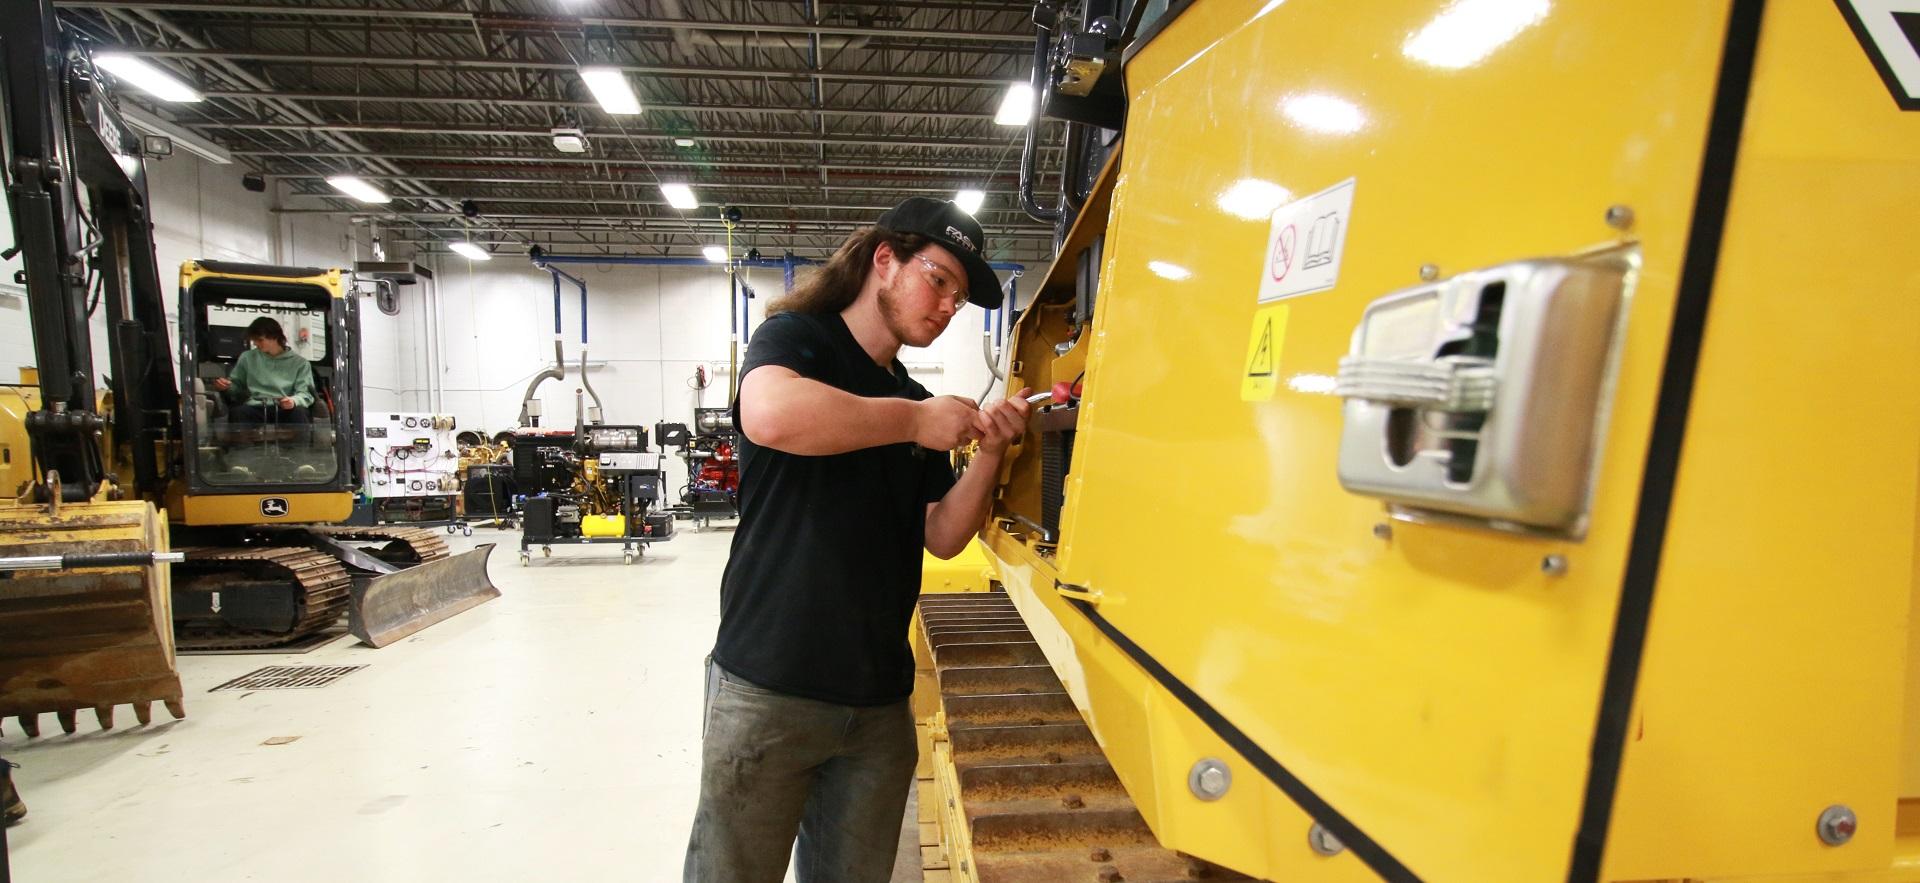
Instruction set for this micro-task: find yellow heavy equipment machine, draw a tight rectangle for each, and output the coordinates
[915,2,1920,881]
[0,0,497,748]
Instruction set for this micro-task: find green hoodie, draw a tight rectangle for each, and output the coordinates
[226,347,316,408]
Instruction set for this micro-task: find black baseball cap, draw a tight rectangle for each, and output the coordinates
[876,196,1002,309]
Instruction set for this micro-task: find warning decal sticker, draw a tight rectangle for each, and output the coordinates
[1259,178,1356,303]
[1836,0,1920,110]
[1241,305,1289,401]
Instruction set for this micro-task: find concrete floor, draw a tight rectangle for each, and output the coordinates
[2,525,919,882]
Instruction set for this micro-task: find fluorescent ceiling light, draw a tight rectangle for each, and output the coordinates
[93,53,203,103]
[994,82,1034,126]
[1147,260,1192,281]
[449,242,491,260]
[1403,0,1550,70]
[954,189,985,215]
[1215,178,1292,221]
[673,137,697,147]
[661,183,699,210]
[326,175,390,204]
[118,104,231,164]
[702,245,728,263]
[579,67,642,115]
[1281,93,1366,135]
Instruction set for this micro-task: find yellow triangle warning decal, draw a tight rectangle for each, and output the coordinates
[1241,305,1287,401]
[1247,320,1276,377]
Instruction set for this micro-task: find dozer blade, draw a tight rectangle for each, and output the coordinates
[0,500,186,734]
[347,544,498,648]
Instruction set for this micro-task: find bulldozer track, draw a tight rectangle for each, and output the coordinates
[173,545,352,651]
[919,594,1252,883]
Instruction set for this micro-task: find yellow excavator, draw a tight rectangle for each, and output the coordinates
[0,0,497,750]
[912,2,1920,882]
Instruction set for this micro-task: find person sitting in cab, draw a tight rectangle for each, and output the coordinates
[212,317,315,427]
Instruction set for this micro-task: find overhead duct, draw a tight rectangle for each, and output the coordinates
[521,256,602,427]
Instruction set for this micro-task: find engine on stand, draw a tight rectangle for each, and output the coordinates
[656,406,740,528]
[456,433,515,527]
[514,424,674,565]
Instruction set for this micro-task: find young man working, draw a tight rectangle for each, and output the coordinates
[212,316,315,426]
[683,197,1030,882]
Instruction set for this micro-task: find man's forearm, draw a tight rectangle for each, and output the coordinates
[925,449,1003,558]
[743,372,919,455]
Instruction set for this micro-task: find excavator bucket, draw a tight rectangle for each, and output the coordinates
[0,500,186,736]
[346,544,499,648]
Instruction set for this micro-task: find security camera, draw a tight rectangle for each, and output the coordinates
[721,205,743,225]
[241,172,266,192]
[460,199,481,219]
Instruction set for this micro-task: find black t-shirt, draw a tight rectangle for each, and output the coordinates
[710,310,957,706]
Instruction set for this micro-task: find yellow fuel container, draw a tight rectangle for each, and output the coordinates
[580,514,626,538]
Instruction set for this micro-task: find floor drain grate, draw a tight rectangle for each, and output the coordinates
[211,664,367,692]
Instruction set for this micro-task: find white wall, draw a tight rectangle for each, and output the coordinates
[0,150,1026,502]
[407,257,1022,496]
[0,150,363,392]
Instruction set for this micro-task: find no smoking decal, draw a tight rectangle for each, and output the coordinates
[1258,178,1355,303]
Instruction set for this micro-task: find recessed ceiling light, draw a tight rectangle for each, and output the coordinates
[954,189,985,215]
[673,137,696,147]
[702,245,728,263]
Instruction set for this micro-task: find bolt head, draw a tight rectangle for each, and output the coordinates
[1308,822,1345,856]
[1817,805,1857,846]
[1188,758,1231,800]
[1372,522,1392,541]
[1605,204,1635,230]
[1542,554,1569,576]
[1419,263,1440,281]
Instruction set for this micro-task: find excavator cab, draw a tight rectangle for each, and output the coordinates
[176,262,357,509]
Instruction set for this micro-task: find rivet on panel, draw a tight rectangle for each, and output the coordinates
[1372,522,1392,541]
[1541,554,1569,576]
[1308,822,1345,856]
[1817,805,1857,846]
[1605,204,1635,231]
[1418,263,1439,281]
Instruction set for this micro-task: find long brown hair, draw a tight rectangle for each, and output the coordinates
[766,225,929,316]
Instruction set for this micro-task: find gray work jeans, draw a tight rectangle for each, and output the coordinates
[683,661,916,883]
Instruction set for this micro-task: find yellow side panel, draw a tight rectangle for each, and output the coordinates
[0,386,39,499]
[168,490,352,526]
[921,539,996,595]
[990,1,1814,880]
[1603,2,1920,878]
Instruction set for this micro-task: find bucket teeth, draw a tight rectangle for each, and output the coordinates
[13,715,37,739]
[94,705,115,730]
[55,709,77,735]
[164,699,186,720]
[133,701,153,726]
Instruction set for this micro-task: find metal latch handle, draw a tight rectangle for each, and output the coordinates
[1335,355,1497,412]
